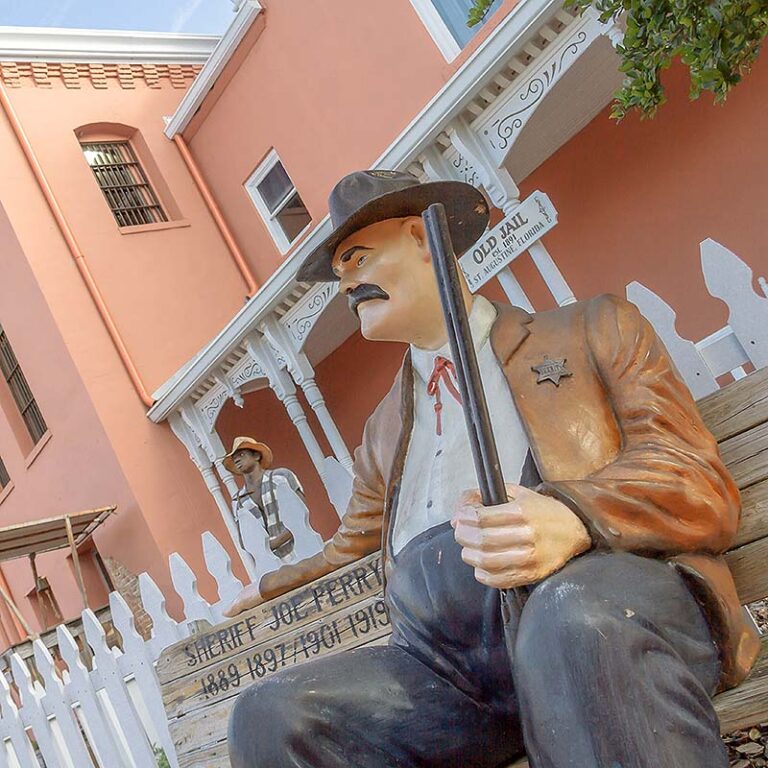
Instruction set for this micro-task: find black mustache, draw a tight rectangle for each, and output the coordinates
[348,284,390,317]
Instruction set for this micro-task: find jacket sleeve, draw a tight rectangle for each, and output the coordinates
[258,395,388,601]
[540,294,740,557]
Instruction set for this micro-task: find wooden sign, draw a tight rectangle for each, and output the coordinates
[459,191,558,292]
[158,553,389,766]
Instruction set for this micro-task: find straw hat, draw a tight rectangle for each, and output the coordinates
[222,436,274,474]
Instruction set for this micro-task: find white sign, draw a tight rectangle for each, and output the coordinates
[459,191,558,292]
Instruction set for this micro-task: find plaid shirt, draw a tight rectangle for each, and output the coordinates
[232,468,303,558]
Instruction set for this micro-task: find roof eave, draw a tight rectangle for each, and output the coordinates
[164,0,264,138]
[0,26,219,64]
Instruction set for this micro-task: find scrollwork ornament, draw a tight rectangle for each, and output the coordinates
[488,29,590,151]
[285,283,336,344]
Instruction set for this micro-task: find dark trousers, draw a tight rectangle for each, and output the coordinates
[229,523,726,768]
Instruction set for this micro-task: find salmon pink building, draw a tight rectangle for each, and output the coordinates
[0,0,766,652]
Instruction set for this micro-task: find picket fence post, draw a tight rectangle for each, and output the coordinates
[323,456,353,522]
[169,553,217,627]
[202,532,244,623]
[32,639,94,767]
[0,667,37,768]
[138,572,187,660]
[276,484,325,560]
[10,652,66,768]
[626,280,719,399]
[700,238,768,369]
[628,238,768,396]
[110,591,180,768]
[57,623,129,768]
[81,609,157,766]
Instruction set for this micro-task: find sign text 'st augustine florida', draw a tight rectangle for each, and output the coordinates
[459,191,558,292]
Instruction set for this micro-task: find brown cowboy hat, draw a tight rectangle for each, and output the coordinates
[222,436,274,474]
[297,170,490,283]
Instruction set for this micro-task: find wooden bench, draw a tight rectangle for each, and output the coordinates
[156,367,768,768]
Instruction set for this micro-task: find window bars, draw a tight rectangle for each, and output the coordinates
[81,141,168,228]
[0,325,48,445]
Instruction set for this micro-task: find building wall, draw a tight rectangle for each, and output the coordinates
[184,0,521,286]
[0,199,144,639]
[514,57,768,337]
[0,64,254,632]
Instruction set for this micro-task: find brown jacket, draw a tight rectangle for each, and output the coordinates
[261,295,761,690]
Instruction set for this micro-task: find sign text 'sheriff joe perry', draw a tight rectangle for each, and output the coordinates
[459,191,557,291]
[157,553,388,735]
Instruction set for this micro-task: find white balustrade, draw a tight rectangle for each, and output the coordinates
[275,484,325,560]
[627,239,768,396]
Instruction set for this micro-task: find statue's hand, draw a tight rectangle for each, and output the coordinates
[452,484,591,589]
[223,582,264,617]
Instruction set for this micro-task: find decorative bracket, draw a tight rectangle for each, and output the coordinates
[447,116,520,213]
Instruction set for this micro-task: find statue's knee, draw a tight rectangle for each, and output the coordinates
[228,678,299,767]
[516,569,616,665]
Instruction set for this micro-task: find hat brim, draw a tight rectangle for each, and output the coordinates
[223,440,274,474]
[297,180,489,283]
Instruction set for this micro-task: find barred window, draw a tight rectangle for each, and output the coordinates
[81,141,168,228]
[0,325,48,445]
[0,456,9,489]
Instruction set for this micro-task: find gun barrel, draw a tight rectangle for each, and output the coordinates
[422,202,506,507]
[423,203,527,625]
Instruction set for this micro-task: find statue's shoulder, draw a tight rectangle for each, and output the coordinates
[519,293,631,327]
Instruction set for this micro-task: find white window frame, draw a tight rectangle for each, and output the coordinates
[245,149,311,254]
[409,0,462,62]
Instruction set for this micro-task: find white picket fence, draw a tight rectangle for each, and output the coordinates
[0,460,351,767]
[0,593,179,768]
[0,238,763,767]
[627,238,768,399]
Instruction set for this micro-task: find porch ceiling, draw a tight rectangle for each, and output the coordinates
[504,36,622,182]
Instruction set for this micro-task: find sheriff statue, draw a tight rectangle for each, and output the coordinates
[225,171,759,768]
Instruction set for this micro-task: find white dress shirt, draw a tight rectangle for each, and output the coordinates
[391,296,531,554]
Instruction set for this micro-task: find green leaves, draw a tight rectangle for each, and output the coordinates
[467,0,497,26]
[466,0,768,119]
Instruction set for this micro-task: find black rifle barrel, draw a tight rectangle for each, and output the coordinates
[422,203,507,507]
[422,203,526,624]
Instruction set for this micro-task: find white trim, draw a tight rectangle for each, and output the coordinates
[148,0,563,421]
[409,0,462,62]
[244,149,312,255]
[379,0,561,169]
[164,0,263,138]
[0,26,218,64]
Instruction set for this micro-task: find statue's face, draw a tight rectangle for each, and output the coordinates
[232,449,261,474]
[332,217,448,348]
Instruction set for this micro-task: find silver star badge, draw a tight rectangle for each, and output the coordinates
[531,356,572,386]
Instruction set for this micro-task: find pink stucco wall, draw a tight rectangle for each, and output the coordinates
[0,69,258,642]
[0,199,145,635]
[514,56,768,339]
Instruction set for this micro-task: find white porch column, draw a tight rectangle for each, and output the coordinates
[169,409,257,579]
[527,241,576,306]
[446,117,576,307]
[244,334,329,482]
[261,317,354,472]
